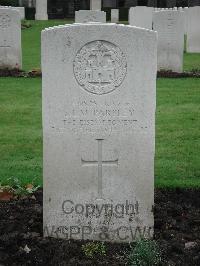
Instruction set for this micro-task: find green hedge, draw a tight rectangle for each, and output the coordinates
[25,7,35,20]
[0,0,18,6]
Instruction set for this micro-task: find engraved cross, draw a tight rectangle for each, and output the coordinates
[81,139,118,199]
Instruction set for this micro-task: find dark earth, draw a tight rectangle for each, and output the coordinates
[0,189,199,266]
[1,68,200,78]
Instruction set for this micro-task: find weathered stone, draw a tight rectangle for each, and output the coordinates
[75,10,106,23]
[187,7,200,52]
[111,9,119,23]
[42,23,157,242]
[35,0,48,20]
[153,10,184,72]
[0,8,22,69]
[0,6,25,20]
[90,0,101,10]
[129,6,153,30]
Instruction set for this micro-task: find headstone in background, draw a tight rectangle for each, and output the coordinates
[75,10,106,23]
[111,9,119,23]
[166,0,176,8]
[0,8,22,69]
[0,6,25,20]
[183,7,189,34]
[18,0,35,8]
[129,6,154,30]
[188,0,200,6]
[124,0,138,7]
[90,0,101,10]
[153,10,184,72]
[42,23,157,242]
[187,7,200,52]
[35,0,48,20]
[148,0,157,7]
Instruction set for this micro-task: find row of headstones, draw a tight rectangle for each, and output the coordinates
[0,8,22,70]
[0,4,156,243]
[0,6,25,20]
[1,5,200,72]
[0,3,195,243]
[130,6,200,71]
[75,6,200,73]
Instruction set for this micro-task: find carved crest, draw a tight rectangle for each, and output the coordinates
[73,40,127,95]
[0,14,11,28]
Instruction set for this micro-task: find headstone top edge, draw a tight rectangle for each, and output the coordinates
[0,7,20,13]
[42,23,157,35]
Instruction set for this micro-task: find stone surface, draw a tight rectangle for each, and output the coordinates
[129,6,153,30]
[187,7,200,52]
[111,9,119,23]
[153,10,184,72]
[90,0,101,10]
[42,23,157,243]
[75,10,106,23]
[35,0,48,20]
[0,8,22,69]
[0,6,25,20]
[183,7,189,35]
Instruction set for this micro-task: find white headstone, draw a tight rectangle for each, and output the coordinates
[0,6,25,20]
[42,23,157,243]
[0,8,22,69]
[14,7,25,20]
[129,6,153,30]
[111,9,119,23]
[90,0,101,10]
[35,0,48,20]
[75,10,106,23]
[183,7,189,35]
[153,11,184,72]
[187,7,200,53]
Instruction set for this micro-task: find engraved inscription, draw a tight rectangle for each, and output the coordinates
[73,40,127,95]
[83,15,98,23]
[0,39,10,48]
[0,14,11,28]
[81,139,118,199]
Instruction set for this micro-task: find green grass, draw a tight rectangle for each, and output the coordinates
[22,19,73,70]
[156,78,200,187]
[0,78,42,185]
[184,53,200,72]
[0,20,200,188]
[21,20,200,72]
[0,77,199,187]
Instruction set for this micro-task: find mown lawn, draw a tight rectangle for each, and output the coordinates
[22,20,73,70]
[0,77,199,187]
[21,20,200,71]
[0,20,199,187]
